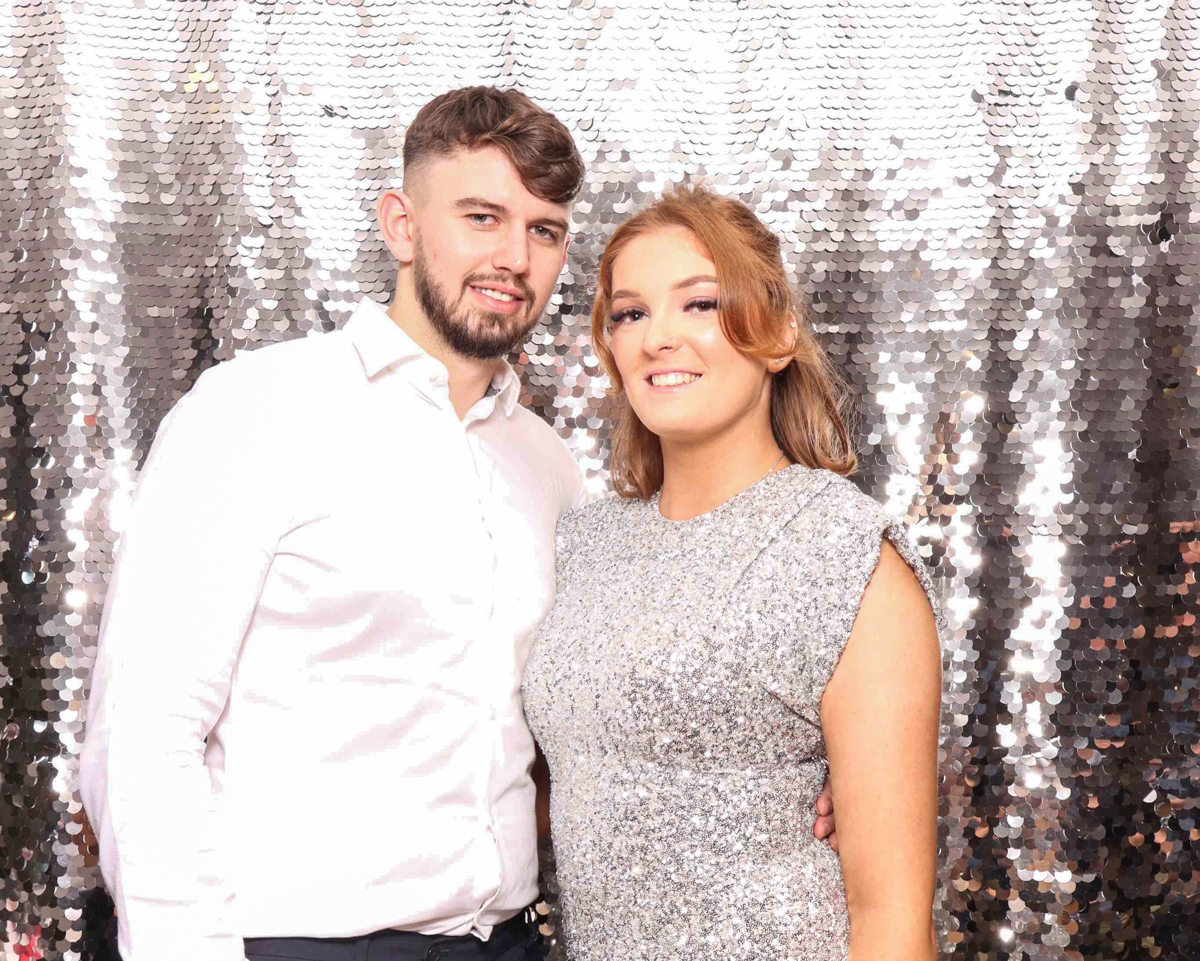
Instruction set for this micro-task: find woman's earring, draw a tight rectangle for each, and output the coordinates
[789,320,797,328]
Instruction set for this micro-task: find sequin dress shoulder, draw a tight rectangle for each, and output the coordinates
[522,464,942,961]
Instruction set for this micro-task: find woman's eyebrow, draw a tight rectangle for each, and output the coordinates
[611,275,717,301]
[671,274,718,290]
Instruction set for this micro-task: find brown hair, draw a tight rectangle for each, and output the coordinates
[403,86,585,205]
[592,184,858,499]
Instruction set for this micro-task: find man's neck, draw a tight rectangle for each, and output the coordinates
[386,289,505,421]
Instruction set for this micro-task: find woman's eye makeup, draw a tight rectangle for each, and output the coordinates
[609,297,718,325]
[609,307,647,325]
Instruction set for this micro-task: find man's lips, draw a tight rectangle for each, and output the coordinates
[463,275,533,317]
[469,284,525,302]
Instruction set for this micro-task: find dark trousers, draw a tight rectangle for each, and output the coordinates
[243,912,542,961]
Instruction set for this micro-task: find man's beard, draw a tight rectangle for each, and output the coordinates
[413,240,541,361]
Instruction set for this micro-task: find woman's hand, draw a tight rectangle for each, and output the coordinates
[820,539,941,961]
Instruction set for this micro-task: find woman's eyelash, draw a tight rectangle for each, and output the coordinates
[610,298,718,325]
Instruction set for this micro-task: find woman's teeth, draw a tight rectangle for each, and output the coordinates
[474,287,517,302]
[650,372,701,386]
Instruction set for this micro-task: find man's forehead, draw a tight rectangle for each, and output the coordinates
[410,146,571,218]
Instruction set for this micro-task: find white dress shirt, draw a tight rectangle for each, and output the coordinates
[80,297,586,961]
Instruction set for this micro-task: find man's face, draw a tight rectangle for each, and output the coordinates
[407,146,571,360]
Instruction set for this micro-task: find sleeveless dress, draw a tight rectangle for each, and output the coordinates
[522,465,942,961]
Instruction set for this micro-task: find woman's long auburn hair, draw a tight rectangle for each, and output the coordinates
[591,185,858,500]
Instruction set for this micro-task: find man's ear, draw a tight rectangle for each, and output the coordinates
[377,188,417,265]
[560,233,571,273]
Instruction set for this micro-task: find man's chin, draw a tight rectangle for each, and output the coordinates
[434,312,541,361]
[467,311,541,346]
[470,302,540,326]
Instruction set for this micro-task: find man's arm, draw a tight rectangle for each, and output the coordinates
[532,742,552,837]
[80,370,277,961]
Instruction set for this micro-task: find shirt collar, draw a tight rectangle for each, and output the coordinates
[345,297,521,417]
[344,297,426,378]
[488,360,521,417]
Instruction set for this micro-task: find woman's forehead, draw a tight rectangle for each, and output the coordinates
[611,228,716,289]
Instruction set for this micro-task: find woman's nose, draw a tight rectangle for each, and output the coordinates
[642,308,681,353]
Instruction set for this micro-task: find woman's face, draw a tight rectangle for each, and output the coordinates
[606,226,776,447]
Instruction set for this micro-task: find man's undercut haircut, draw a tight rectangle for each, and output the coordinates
[403,86,585,206]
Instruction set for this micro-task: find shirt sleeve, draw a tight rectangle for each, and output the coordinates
[80,366,278,961]
[570,460,596,511]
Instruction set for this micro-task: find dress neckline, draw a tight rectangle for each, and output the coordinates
[648,463,819,526]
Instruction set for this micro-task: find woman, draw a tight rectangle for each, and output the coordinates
[523,185,942,960]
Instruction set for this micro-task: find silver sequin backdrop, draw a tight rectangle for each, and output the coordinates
[2,1,1199,958]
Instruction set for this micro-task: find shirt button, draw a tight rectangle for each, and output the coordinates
[426,949,440,961]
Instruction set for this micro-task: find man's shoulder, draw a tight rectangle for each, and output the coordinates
[198,328,350,390]
[177,328,352,420]
[507,404,580,467]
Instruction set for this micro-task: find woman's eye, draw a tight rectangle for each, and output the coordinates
[610,308,646,325]
[686,297,719,312]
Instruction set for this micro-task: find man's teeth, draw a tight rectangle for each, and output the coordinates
[475,287,517,302]
[650,372,701,387]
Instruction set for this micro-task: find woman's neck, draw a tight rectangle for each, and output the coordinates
[657,426,788,521]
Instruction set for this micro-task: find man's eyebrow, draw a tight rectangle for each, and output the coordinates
[453,197,508,214]
[453,198,569,236]
[611,275,718,301]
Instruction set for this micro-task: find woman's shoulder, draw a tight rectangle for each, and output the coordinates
[775,468,922,576]
[555,491,649,552]
[781,468,942,624]
[778,466,890,532]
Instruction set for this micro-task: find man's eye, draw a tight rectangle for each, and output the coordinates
[532,226,559,242]
[468,213,497,225]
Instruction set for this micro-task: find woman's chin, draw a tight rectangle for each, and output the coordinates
[639,418,709,447]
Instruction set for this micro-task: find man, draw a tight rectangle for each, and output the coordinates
[80,86,836,961]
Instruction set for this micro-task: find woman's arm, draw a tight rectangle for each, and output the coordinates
[820,539,942,961]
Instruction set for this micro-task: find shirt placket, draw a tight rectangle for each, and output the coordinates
[421,369,508,931]
[463,410,508,931]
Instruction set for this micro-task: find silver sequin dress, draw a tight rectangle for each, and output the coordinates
[522,465,941,961]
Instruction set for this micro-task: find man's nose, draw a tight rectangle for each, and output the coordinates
[492,227,529,275]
